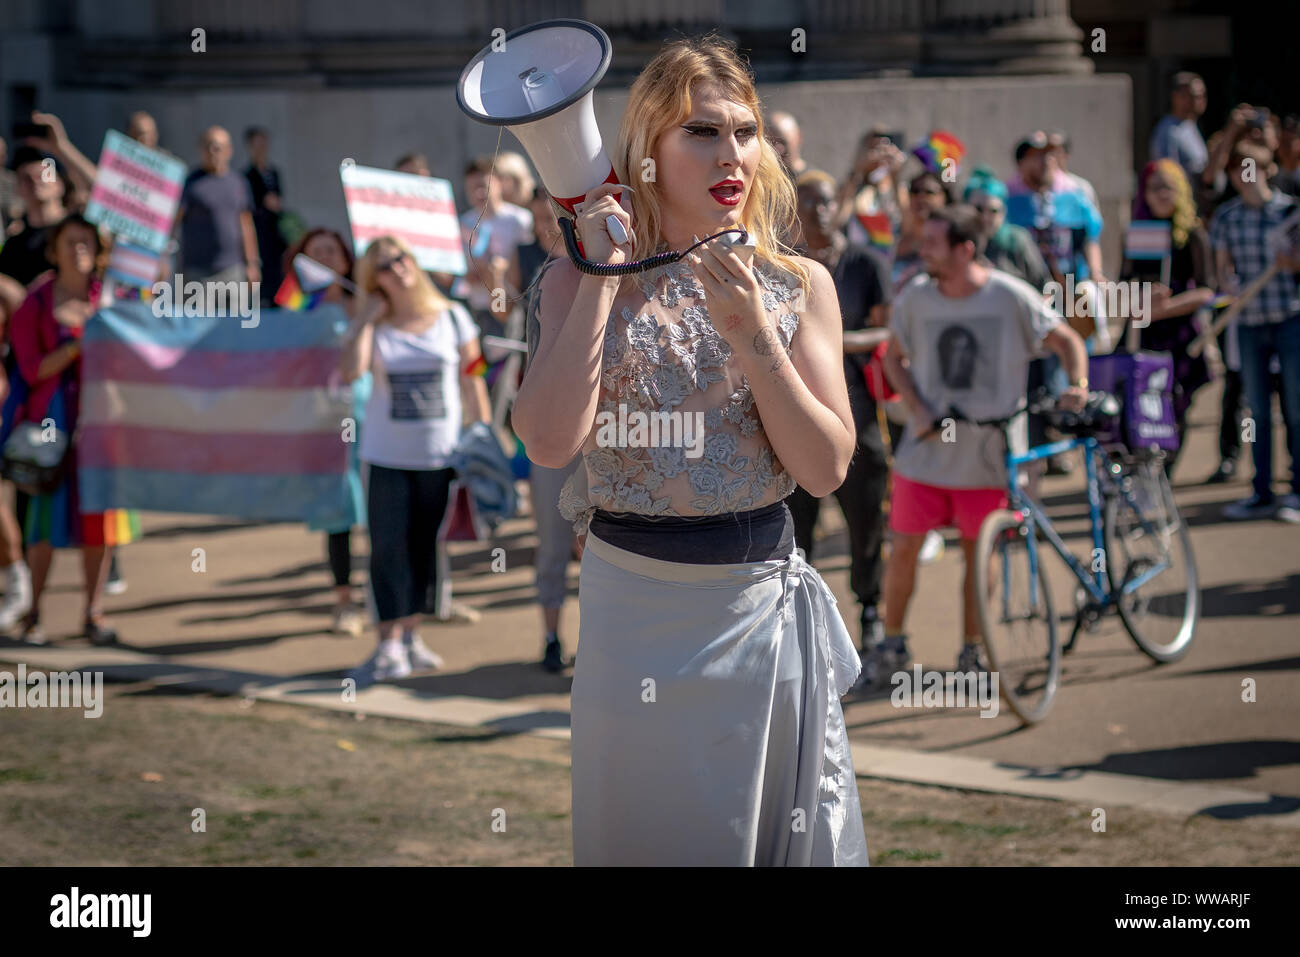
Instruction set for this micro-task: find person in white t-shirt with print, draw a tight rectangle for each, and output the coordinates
[340,236,492,684]
[872,205,1089,689]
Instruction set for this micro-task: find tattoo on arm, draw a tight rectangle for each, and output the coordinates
[722,312,745,332]
[752,325,788,374]
[525,272,544,373]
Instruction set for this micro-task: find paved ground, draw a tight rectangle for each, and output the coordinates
[4,380,1299,819]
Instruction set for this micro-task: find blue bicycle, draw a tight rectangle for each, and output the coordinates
[959,391,1199,724]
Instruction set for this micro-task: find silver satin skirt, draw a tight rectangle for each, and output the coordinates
[570,529,870,866]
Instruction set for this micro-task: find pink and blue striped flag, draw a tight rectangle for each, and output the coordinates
[78,302,354,525]
[1124,220,1173,261]
[105,240,162,291]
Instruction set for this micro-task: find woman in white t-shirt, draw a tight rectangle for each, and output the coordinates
[340,236,491,684]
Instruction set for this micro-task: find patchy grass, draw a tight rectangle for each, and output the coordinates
[1,679,1296,866]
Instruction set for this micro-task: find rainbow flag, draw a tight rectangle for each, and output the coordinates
[857,211,894,251]
[464,354,488,378]
[24,495,141,547]
[510,432,530,480]
[112,284,154,304]
[274,271,326,311]
[912,130,965,176]
[21,384,142,547]
[77,302,354,525]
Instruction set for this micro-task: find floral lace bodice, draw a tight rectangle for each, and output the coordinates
[550,253,804,535]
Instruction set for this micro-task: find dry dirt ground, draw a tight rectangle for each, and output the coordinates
[2,679,1295,866]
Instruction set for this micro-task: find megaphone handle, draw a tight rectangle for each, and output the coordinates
[605,215,629,246]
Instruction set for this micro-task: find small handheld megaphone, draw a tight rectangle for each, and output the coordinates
[456,18,747,277]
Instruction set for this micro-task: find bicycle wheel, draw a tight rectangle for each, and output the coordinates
[1104,457,1199,663]
[974,509,1061,724]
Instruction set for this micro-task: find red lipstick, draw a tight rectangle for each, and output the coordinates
[709,178,743,206]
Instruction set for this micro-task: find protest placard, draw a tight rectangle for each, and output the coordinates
[84,130,186,253]
[340,163,467,274]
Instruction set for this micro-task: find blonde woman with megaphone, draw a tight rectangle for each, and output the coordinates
[512,35,867,867]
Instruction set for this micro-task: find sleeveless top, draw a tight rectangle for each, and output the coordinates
[550,250,805,536]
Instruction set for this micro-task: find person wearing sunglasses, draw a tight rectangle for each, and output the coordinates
[963,166,1050,290]
[891,171,953,292]
[340,236,492,684]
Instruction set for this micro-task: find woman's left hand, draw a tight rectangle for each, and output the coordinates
[686,239,768,353]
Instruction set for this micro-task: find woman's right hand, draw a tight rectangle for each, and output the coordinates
[907,397,941,441]
[575,183,635,266]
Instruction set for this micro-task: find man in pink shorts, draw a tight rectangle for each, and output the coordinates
[869,205,1088,689]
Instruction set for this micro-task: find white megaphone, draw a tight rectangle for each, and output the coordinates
[457,18,748,277]
[457,22,624,239]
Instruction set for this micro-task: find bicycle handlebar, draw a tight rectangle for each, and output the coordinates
[939,388,1119,435]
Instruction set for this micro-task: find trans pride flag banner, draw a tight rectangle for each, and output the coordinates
[77,302,354,526]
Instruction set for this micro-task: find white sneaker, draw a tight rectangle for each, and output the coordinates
[0,562,33,632]
[1276,494,1300,524]
[403,629,445,671]
[918,529,946,566]
[348,640,411,686]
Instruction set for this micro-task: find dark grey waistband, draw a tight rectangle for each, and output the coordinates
[587,499,795,564]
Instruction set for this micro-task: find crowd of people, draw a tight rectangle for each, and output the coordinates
[0,109,562,683]
[0,64,1296,694]
[754,73,1298,689]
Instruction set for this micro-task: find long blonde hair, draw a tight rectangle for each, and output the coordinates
[1135,158,1200,249]
[614,35,810,297]
[354,235,449,319]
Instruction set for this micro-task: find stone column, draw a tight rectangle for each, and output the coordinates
[922,0,1093,75]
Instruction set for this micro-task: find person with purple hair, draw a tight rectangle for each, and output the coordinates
[1119,158,1216,477]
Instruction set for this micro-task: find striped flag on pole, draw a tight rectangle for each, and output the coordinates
[1124,220,1173,261]
[341,163,467,275]
[77,302,354,526]
[105,240,162,291]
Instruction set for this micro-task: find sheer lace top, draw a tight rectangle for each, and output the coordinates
[550,252,805,536]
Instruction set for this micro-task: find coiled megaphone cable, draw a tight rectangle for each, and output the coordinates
[558,218,751,277]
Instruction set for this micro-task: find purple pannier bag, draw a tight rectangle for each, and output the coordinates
[1087,351,1180,453]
